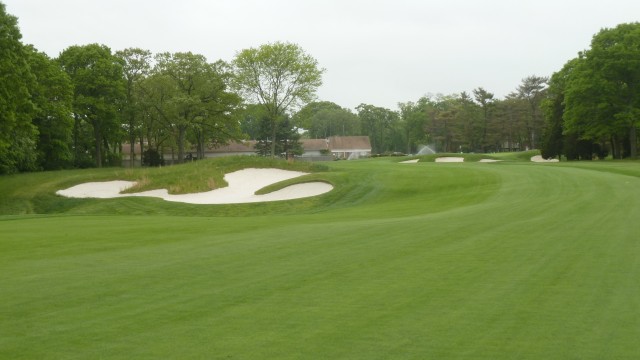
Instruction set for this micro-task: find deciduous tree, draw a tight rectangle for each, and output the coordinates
[293,101,359,139]
[356,104,400,153]
[0,3,37,173]
[116,48,152,167]
[153,52,241,163]
[232,42,324,157]
[58,44,126,167]
[26,46,74,170]
[563,23,640,158]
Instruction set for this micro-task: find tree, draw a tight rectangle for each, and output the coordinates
[563,23,640,158]
[190,60,243,160]
[58,44,126,168]
[456,91,482,152]
[254,115,303,158]
[293,101,359,138]
[152,52,241,163]
[356,104,401,154]
[492,95,529,152]
[138,70,176,159]
[516,75,548,149]
[26,46,74,170]
[239,104,269,140]
[473,87,495,152]
[398,97,431,154]
[115,48,152,167]
[232,42,324,157]
[0,3,37,174]
[420,94,478,153]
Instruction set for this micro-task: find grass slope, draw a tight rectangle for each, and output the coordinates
[1,158,639,359]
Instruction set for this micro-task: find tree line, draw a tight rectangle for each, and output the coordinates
[2,2,638,174]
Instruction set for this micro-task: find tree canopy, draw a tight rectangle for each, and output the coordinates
[543,22,640,159]
[0,2,36,174]
[232,42,324,156]
[58,43,126,167]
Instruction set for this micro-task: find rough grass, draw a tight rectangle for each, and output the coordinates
[1,157,640,359]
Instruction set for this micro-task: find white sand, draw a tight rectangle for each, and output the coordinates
[401,157,502,163]
[56,168,333,204]
[435,157,464,162]
[531,155,559,163]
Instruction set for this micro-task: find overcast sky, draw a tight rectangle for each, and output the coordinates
[4,0,640,110]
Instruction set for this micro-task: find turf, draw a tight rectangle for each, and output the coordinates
[1,157,639,359]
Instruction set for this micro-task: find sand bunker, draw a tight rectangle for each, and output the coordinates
[401,158,501,163]
[435,157,464,162]
[531,155,559,163]
[56,168,333,204]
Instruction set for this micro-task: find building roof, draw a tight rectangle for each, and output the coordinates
[328,136,372,151]
[301,139,329,151]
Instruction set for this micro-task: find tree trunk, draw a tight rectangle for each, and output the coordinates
[197,130,206,160]
[139,134,145,167]
[93,120,102,168]
[270,118,277,157]
[177,126,186,164]
[73,113,81,166]
[630,126,637,158]
[127,112,136,168]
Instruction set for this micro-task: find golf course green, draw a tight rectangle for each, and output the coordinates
[1,154,639,359]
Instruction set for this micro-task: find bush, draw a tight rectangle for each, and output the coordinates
[143,149,164,167]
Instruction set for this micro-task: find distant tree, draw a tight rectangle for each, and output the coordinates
[456,91,482,152]
[473,87,495,152]
[430,101,456,153]
[26,46,74,170]
[516,75,548,149]
[398,97,431,154]
[293,101,359,138]
[356,104,400,153]
[58,44,126,167]
[0,3,37,174]
[423,94,475,153]
[232,42,324,156]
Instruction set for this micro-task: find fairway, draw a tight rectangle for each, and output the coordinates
[1,158,640,359]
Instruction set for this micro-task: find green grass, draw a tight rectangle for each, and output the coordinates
[1,157,640,358]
